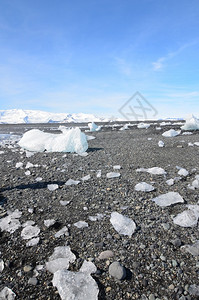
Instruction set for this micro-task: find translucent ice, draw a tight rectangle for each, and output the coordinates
[152,192,184,207]
[26,237,40,247]
[47,184,59,191]
[52,261,98,300]
[0,210,22,233]
[46,246,76,274]
[18,127,88,154]
[89,213,104,221]
[136,167,166,175]
[15,162,23,168]
[181,240,199,256]
[134,182,155,192]
[88,122,100,132]
[158,140,164,147]
[74,221,88,228]
[0,287,16,299]
[110,212,136,237]
[162,129,180,137]
[166,179,174,186]
[178,168,189,176]
[137,123,150,129]
[181,115,199,131]
[106,172,120,179]
[0,259,4,272]
[44,219,56,227]
[55,226,69,238]
[81,175,91,181]
[173,207,199,227]
[21,225,40,240]
[65,179,80,186]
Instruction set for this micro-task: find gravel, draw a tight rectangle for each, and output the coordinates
[1,121,199,299]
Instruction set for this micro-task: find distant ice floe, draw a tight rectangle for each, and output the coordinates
[136,167,166,175]
[18,127,88,154]
[137,123,150,129]
[119,124,129,131]
[110,212,136,237]
[134,182,155,192]
[162,129,180,137]
[181,115,199,130]
[152,192,184,207]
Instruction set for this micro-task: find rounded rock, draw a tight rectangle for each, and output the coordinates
[108,261,126,280]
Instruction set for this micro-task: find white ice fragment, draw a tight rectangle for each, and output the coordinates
[110,212,136,237]
[18,127,88,154]
[65,179,80,186]
[0,259,4,272]
[152,192,184,207]
[74,221,88,228]
[166,179,174,186]
[79,260,97,274]
[136,167,166,175]
[134,182,155,192]
[119,124,129,130]
[162,129,180,137]
[0,151,4,154]
[86,135,96,141]
[15,162,23,168]
[28,208,34,213]
[25,150,35,157]
[25,170,31,176]
[46,246,76,274]
[158,140,164,147]
[148,137,152,140]
[173,209,199,227]
[88,213,104,221]
[47,184,59,191]
[35,177,42,182]
[0,210,22,233]
[78,152,88,156]
[194,142,199,146]
[113,165,121,170]
[181,115,199,130]
[182,131,193,135]
[81,175,91,181]
[60,200,70,206]
[22,220,35,227]
[137,123,150,129]
[106,172,120,179]
[88,122,100,132]
[44,219,56,227]
[55,226,69,238]
[52,261,99,300]
[25,162,34,168]
[21,225,40,240]
[181,241,199,256]
[26,237,40,247]
[0,287,16,299]
[178,168,189,176]
[189,284,199,296]
[96,170,101,178]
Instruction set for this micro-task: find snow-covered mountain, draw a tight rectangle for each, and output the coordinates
[0,109,109,124]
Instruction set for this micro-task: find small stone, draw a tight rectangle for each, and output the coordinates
[108,261,126,280]
[106,287,112,292]
[149,294,155,300]
[171,238,182,247]
[172,260,178,267]
[24,265,32,272]
[98,250,114,260]
[160,255,166,261]
[169,284,175,290]
[28,277,38,285]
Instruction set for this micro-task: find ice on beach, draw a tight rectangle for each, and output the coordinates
[152,192,184,207]
[25,162,34,168]
[15,162,23,169]
[136,167,166,175]
[166,179,174,186]
[96,170,101,178]
[81,175,91,181]
[181,240,199,256]
[46,246,76,274]
[188,175,199,190]
[181,115,199,130]
[182,131,193,135]
[25,170,31,176]
[0,287,16,299]
[55,226,69,238]
[162,129,180,137]
[65,179,80,186]
[52,260,98,300]
[18,127,88,154]
[26,237,40,247]
[60,200,70,206]
[74,221,88,228]
[35,177,42,182]
[137,123,150,129]
[178,168,189,177]
[106,172,120,179]
[0,151,4,154]
[22,220,35,227]
[47,184,59,191]
[173,206,199,227]
[119,124,129,130]
[44,219,56,227]
[110,212,136,237]
[113,165,121,170]
[134,182,155,192]
[0,259,4,272]
[88,213,104,221]
[158,140,164,147]
[189,285,199,296]
[0,210,22,233]
[21,225,40,240]
[88,122,101,132]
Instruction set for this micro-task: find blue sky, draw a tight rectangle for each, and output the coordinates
[0,0,199,119]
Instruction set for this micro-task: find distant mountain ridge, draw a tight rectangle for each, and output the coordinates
[0,109,108,124]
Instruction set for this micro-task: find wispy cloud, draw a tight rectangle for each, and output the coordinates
[114,57,132,76]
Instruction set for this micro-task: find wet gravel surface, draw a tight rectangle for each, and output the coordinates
[1,122,199,299]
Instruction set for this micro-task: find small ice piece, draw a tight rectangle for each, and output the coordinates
[26,237,40,247]
[60,200,70,206]
[0,151,4,154]
[28,208,34,213]
[189,284,199,296]
[119,124,129,130]
[96,170,101,178]
[55,226,69,238]
[74,221,88,228]
[0,259,4,272]
[78,152,88,156]
[148,137,152,140]
[182,131,193,135]
[110,212,136,237]
[22,220,35,227]
[178,168,189,176]
[15,162,23,168]
[166,179,174,186]
[158,140,164,147]
[65,179,80,186]
[194,142,199,146]
[81,175,91,181]
[106,172,120,179]
[47,184,59,191]
[113,165,121,170]
[181,240,199,256]
[25,150,35,157]
[173,209,199,227]
[25,170,31,176]
[137,123,150,129]
[134,182,155,192]
[21,225,40,240]
[88,122,99,132]
[25,162,34,168]
[0,287,16,299]
[162,129,180,137]
[86,135,96,141]
[88,213,104,221]
[46,246,76,274]
[52,261,98,300]
[188,142,194,146]
[44,219,56,227]
[35,177,42,182]
[152,192,184,207]
[181,114,199,130]
[0,210,22,233]
[136,167,166,175]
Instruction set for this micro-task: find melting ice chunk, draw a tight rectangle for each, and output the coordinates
[74,221,88,228]
[47,184,59,191]
[65,179,80,186]
[0,287,16,299]
[158,140,164,147]
[173,205,199,227]
[110,212,136,237]
[26,237,40,247]
[15,162,23,169]
[152,192,184,207]
[136,167,166,175]
[0,210,22,233]
[0,259,4,272]
[96,170,101,178]
[52,261,99,300]
[166,179,174,186]
[106,172,120,179]
[137,123,150,129]
[134,182,155,192]
[44,219,56,227]
[162,129,180,137]
[177,168,189,176]
[55,226,69,238]
[81,175,91,181]
[181,115,199,131]
[181,240,199,256]
[21,225,40,240]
